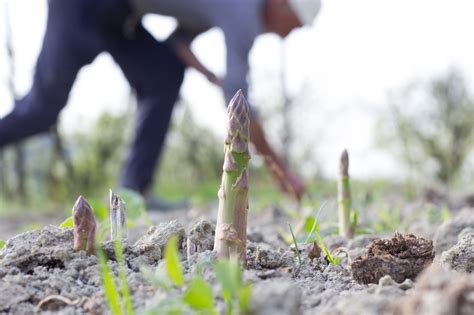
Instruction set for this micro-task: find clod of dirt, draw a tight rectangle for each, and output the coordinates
[186,220,215,259]
[440,228,474,272]
[0,225,108,314]
[433,208,474,254]
[0,225,75,271]
[395,265,474,315]
[249,280,302,315]
[351,233,434,284]
[247,243,293,270]
[130,220,185,265]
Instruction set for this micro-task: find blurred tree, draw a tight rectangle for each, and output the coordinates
[69,110,131,197]
[378,68,474,186]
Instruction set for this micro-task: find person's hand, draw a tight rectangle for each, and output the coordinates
[205,71,223,86]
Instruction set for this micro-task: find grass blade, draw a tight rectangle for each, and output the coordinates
[114,240,134,315]
[165,236,184,286]
[98,250,123,315]
[288,224,302,266]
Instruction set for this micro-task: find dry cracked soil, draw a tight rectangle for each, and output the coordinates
[0,206,474,315]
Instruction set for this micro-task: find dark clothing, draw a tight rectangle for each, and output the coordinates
[0,0,185,192]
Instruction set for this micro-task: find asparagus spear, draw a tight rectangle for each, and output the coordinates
[338,149,353,238]
[109,190,127,241]
[214,90,251,261]
[72,195,96,255]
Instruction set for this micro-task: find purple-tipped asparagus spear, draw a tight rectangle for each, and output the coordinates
[72,195,96,255]
[214,90,251,262]
[109,190,127,241]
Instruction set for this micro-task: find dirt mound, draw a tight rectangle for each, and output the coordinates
[351,233,434,284]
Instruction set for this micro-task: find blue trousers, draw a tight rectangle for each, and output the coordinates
[0,0,185,193]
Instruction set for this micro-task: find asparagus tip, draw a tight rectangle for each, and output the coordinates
[340,149,349,176]
[72,195,96,255]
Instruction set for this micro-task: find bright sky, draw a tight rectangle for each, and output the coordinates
[1,0,474,179]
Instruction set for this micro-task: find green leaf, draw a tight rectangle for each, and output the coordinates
[98,250,123,315]
[303,217,319,235]
[114,240,135,315]
[214,258,241,303]
[164,236,184,286]
[183,276,215,312]
[315,232,339,265]
[238,284,252,312]
[59,216,74,228]
[0,240,5,250]
[89,198,109,222]
[116,188,146,220]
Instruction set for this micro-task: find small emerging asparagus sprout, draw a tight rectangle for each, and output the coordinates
[73,195,97,255]
[109,190,127,241]
[214,90,251,262]
[338,149,353,239]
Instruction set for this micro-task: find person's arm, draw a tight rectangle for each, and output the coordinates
[167,26,221,86]
[173,42,221,86]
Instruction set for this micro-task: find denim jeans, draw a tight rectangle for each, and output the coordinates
[0,0,185,193]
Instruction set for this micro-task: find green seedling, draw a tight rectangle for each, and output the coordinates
[114,239,134,315]
[338,150,353,239]
[315,232,340,265]
[59,216,74,228]
[72,195,96,255]
[0,240,5,250]
[98,224,134,314]
[164,236,184,286]
[214,90,251,262]
[303,201,340,265]
[214,257,252,315]
[98,250,123,315]
[98,244,135,315]
[144,237,250,315]
[304,201,328,244]
[288,223,302,266]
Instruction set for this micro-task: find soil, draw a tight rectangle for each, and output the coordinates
[351,233,434,284]
[0,205,474,315]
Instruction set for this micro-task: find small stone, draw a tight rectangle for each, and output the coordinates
[131,220,185,264]
[398,278,414,291]
[378,275,396,286]
[186,220,215,260]
[440,228,474,272]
